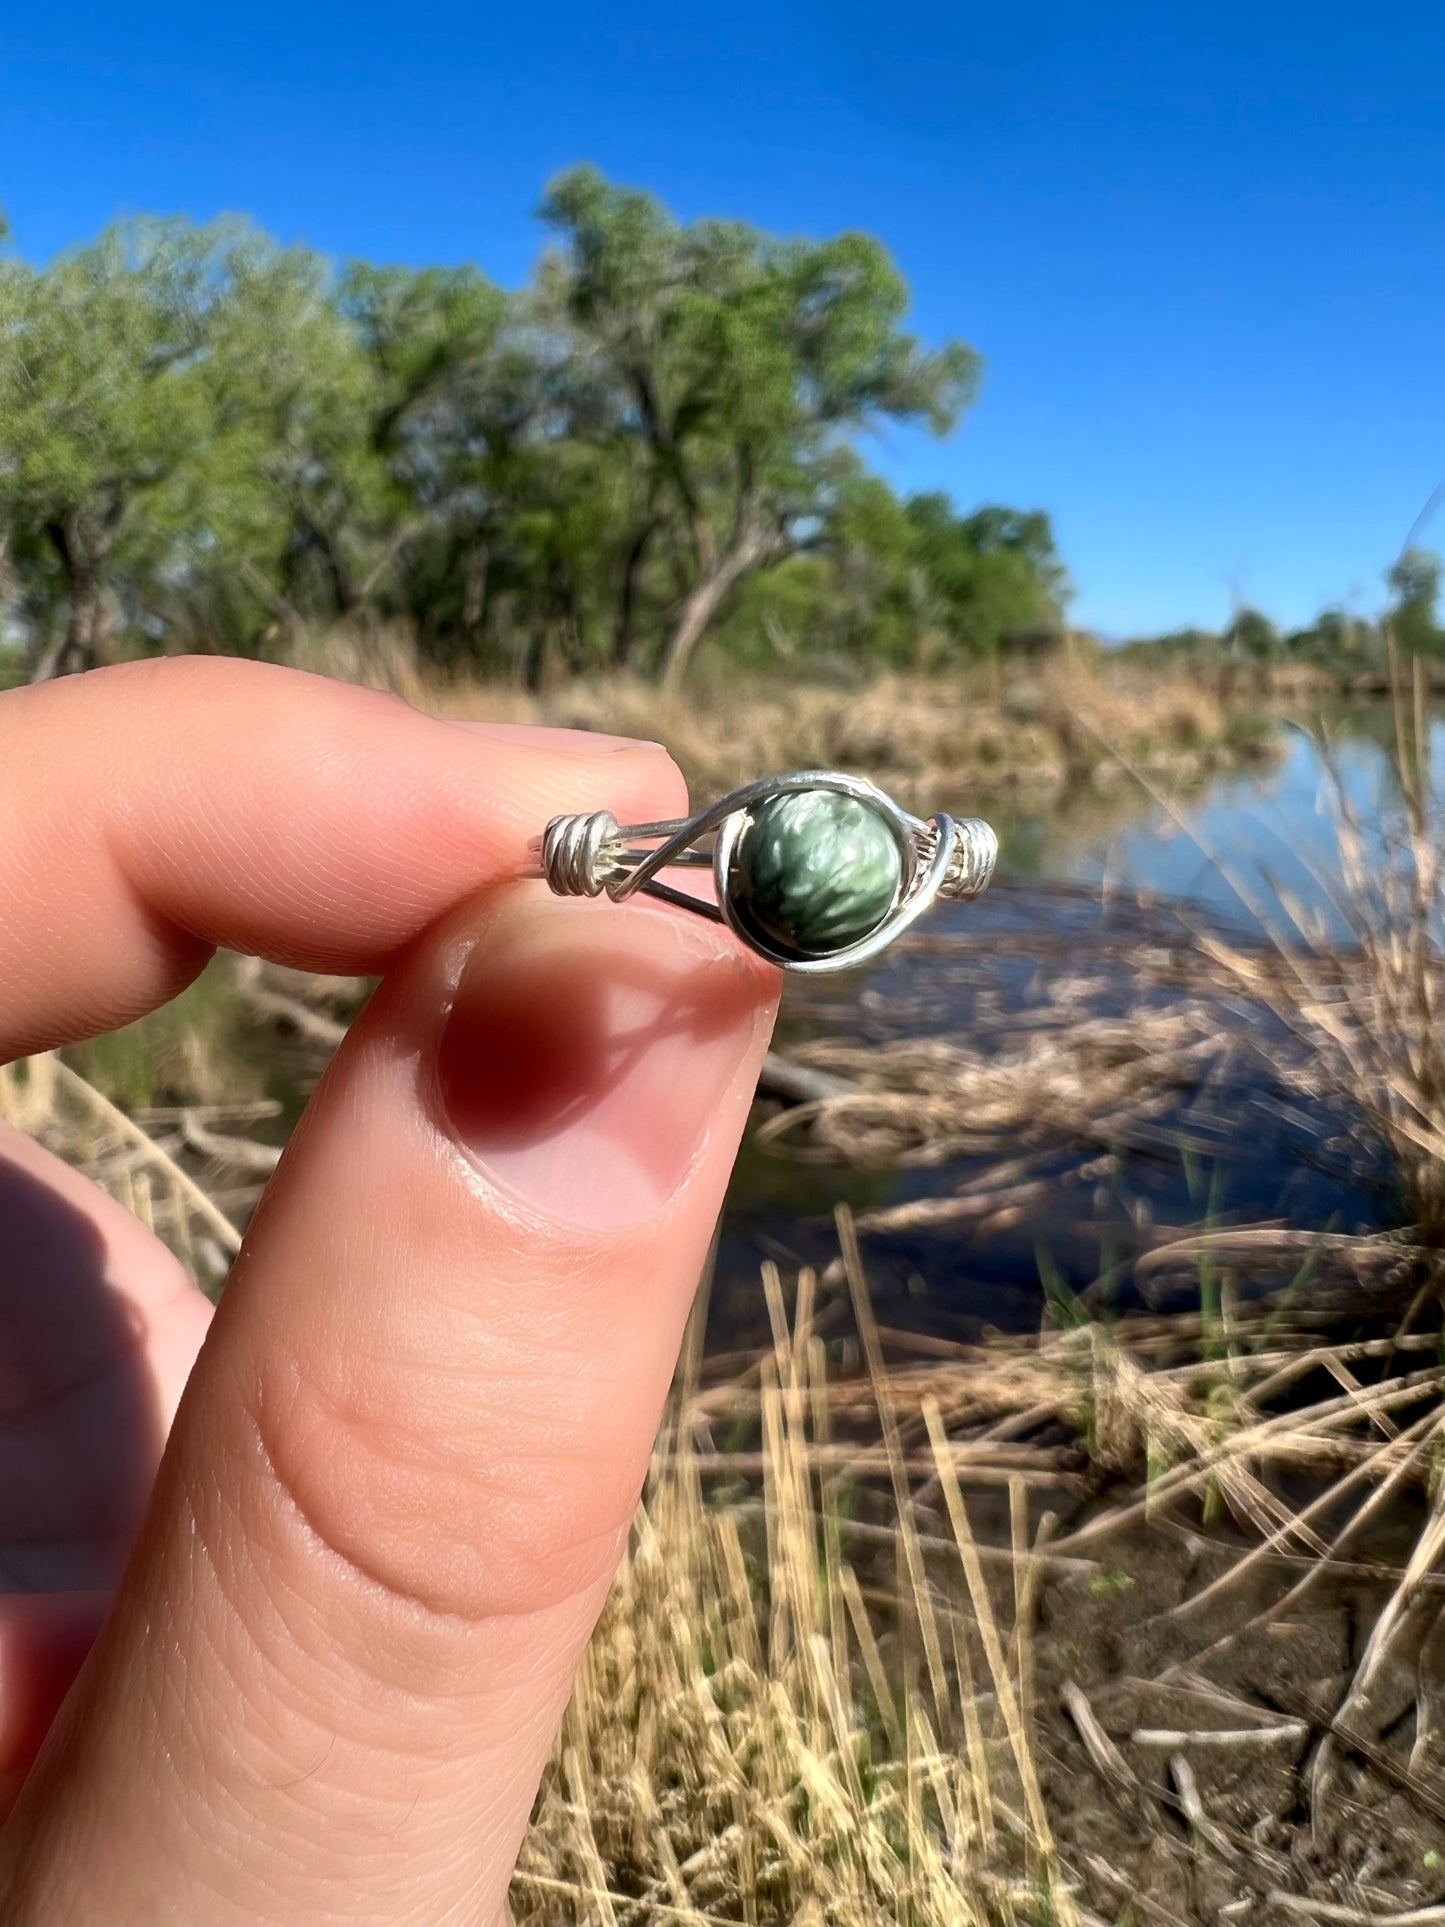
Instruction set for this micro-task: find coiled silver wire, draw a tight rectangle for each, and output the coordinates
[539,809,621,897]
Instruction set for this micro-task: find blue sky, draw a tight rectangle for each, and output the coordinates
[2,2,1442,638]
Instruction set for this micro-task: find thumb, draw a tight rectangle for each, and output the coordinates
[0,884,778,1925]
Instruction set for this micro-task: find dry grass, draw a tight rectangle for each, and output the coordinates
[746,893,1399,1295]
[1053,646,1445,1249]
[514,1247,1076,1927]
[0,1052,245,1288]
[1192,657,1445,1238]
[512,1221,1445,1923]
[287,622,1272,809]
[0,957,349,1296]
[755,1006,1226,1170]
[1115,655,1445,1882]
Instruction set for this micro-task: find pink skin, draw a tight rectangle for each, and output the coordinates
[0,660,779,1924]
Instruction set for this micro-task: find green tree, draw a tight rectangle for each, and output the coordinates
[701,483,1069,673]
[537,167,979,688]
[187,236,436,656]
[0,185,1075,688]
[163,232,378,650]
[0,220,227,674]
[0,219,385,670]
[340,262,514,635]
[1284,606,1376,666]
[1223,606,1280,662]
[905,495,1067,658]
[1387,547,1443,657]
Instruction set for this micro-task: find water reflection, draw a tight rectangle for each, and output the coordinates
[1053,706,1445,930]
[715,709,1420,1350]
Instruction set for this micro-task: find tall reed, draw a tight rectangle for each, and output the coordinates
[1200,650,1445,1238]
[513,1254,1074,1926]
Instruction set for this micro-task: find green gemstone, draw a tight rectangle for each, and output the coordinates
[729,789,903,960]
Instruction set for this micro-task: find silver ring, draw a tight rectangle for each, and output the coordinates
[535,769,998,974]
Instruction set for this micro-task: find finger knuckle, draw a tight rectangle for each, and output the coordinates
[239,1343,640,1628]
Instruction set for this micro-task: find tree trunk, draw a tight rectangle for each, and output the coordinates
[657,527,771,694]
[292,512,354,619]
[67,567,110,675]
[316,527,355,618]
[25,634,67,683]
[521,626,549,694]
[614,517,658,669]
[461,538,491,634]
[31,518,112,680]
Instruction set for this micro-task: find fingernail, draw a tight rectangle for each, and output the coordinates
[447,721,665,755]
[435,896,767,1229]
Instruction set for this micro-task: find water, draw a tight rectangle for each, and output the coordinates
[712,709,1426,1350]
[1056,705,1445,927]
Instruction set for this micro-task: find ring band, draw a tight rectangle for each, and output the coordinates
[536,770,998,973]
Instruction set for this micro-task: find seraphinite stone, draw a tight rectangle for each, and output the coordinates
[729,789,903,960]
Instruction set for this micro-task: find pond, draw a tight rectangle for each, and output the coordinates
[711,705,1433,1351]
[1055,701,1444,925]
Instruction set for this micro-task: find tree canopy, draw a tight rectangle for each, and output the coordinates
[0,175,1069,685]
[1387,547,1444,657]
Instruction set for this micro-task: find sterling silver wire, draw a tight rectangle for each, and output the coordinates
[536,769,999,974]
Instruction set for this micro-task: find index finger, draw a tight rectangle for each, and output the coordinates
[0,658,684,1061]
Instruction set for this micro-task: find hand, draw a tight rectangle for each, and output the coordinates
[0,659,779,1923]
